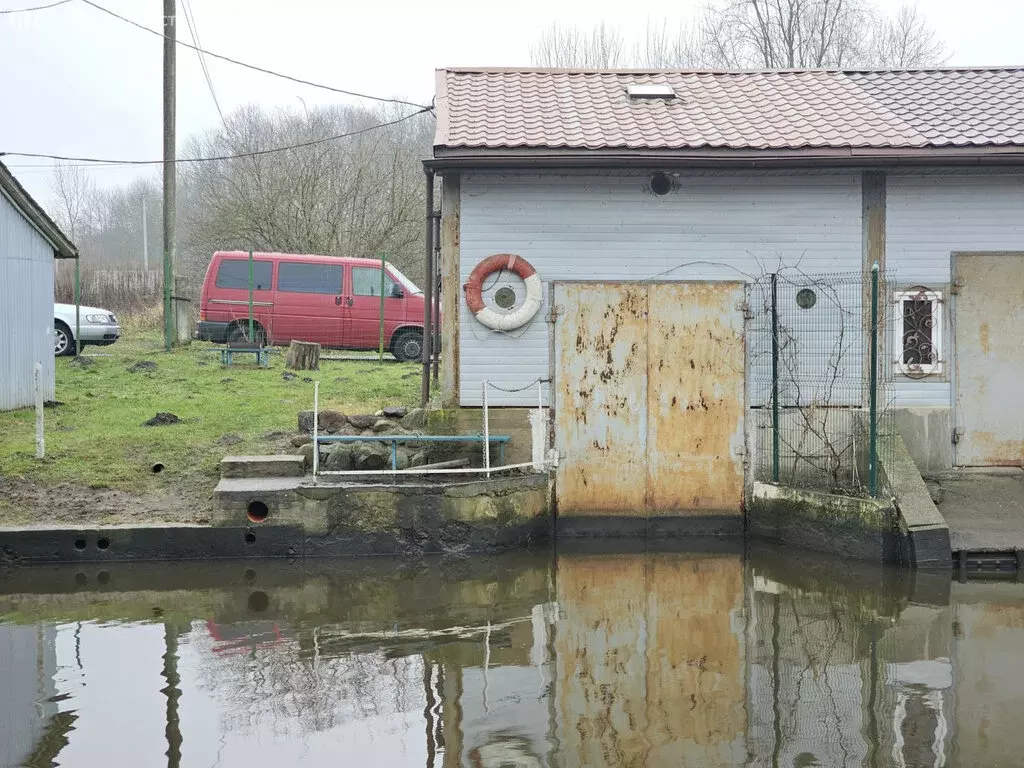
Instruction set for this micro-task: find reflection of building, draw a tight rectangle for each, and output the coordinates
[0,623,58,768]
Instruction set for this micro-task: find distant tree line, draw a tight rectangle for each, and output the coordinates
[531,1,947,69]
[51,103,433,313]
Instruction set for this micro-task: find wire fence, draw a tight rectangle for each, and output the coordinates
[195,251,432,366]
[748,268,896,496]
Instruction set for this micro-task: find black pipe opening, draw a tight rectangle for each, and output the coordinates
[246,500,269,523]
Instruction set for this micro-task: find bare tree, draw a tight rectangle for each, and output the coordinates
[50,161,94,242]
[530,21,626,68]
[531,2,947,70]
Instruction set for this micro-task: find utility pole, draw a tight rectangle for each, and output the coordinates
[162,0,176,351]
[142,198,149,271]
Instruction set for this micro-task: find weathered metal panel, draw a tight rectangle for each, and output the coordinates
[459,171,863,406]
[553,283,648,513]
[647,282,746,511]
[555,554,746,767]
[0,193,57,411]
[954,253,1024,466]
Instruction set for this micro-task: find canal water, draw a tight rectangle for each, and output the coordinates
[0,544,1019,767]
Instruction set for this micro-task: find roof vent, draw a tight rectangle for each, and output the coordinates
[627,83,676,100]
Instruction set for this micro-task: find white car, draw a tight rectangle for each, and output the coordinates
[54,303,122,356]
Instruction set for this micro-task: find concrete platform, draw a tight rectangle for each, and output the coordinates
[935,470,1024,553]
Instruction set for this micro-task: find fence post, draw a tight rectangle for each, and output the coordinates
[312,380,319,481]
[74,257,81,357]
[482,380,491,478]
[770,273,780,483]
[378,252,386,365]
[869,262,880,497]
[247,249,254,343]
[34,362,44,459]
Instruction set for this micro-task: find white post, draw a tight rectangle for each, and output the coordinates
[34,362,44,459]
[482,380,491,478]
[312,381,319,480]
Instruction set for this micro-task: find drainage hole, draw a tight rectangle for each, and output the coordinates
[247,590,270,612]
[73,538,87,551]
[246,500,269,523]
[97,537,110,550]
[244,531,257,545]
[97,571,111,585]
[74,572,87,586]
[151,462,165,474]
[243,568,257,583]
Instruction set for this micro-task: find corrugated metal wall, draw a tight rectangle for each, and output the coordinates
[0,192,57,410]
[888,172,1024,408]
[459,171,864,406]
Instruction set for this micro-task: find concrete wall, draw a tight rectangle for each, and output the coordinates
[0,189,57,410]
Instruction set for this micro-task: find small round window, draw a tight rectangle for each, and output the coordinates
[796,288,817,309]
[494,286,517,310]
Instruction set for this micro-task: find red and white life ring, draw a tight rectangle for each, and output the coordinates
[464,253,543,331]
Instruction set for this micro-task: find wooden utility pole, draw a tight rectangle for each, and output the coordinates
[142,197,149,271]
[162,0,176,351]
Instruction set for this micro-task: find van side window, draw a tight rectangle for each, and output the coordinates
[215,260,273,290]
[278,262,343,294]
[353,267,399,297]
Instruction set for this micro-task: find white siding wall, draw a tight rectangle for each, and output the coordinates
[0,191,57,410]
[459,172,863,406]
[888,172,1024,407]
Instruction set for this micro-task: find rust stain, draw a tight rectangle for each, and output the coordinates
[979,322,991,354]
[555,283,649,514]
[555,554,745,765]
[647,282,745,513]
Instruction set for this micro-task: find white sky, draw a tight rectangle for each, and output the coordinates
[2,0,1023,202]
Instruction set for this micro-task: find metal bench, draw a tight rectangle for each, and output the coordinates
[315,434,512,470]
[208,344,271,367]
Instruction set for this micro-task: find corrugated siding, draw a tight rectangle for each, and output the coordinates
[888,172,1024,408]
[0,192,57,410]
[459,172,863,406]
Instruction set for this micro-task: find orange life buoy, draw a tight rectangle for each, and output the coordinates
[463,253,543,331]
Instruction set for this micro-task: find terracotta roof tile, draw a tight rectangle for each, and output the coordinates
[434,68,1024,151]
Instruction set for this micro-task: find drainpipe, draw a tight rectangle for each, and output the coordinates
[432,213,441,384]
[422,168,435,408]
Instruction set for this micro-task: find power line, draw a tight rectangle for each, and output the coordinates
[77,0,432,111]
[180,0,225,125]
[0,0,71,13]
[0,108,430,165]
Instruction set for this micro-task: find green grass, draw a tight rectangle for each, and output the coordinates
[0,329,419,516]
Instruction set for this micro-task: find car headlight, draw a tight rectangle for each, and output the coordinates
[86,314,112,324]
[108,314,118,324]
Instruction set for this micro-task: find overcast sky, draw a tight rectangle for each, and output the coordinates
[2,0,1023,203]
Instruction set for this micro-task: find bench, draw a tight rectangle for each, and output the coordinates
[315,434,512,470]
[207,344,272,367]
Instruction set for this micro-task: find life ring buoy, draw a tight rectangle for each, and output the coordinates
[464,253,543,331]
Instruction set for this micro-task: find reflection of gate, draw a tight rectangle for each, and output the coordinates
[552,282,746,515]
[954,253,1024,466]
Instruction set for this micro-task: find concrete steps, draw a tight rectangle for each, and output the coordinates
[220,455,305,479]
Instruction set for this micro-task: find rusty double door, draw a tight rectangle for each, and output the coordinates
[553,282,746,515]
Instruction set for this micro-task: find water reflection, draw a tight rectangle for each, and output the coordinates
[1,549,1023,766]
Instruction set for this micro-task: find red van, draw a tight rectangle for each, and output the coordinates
[196,251,426,361]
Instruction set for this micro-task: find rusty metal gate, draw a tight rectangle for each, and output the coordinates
[954,253,1024,466]
[553,282,746,514]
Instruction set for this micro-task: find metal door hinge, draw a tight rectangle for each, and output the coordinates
[952,428,963,444]
[950,280,964,296]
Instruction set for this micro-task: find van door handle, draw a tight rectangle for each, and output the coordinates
[346,297,353,307]
[335,296,343,306]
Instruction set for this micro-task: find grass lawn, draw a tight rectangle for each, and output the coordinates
[0,327,419,524]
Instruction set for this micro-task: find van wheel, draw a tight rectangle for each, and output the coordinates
[392,330,423,362]
[228,323,265,347]
[54,321,74,356]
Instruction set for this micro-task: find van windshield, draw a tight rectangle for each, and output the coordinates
[387,264,423,296]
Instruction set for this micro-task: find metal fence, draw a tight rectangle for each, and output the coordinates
[204,251,433,366]
[748,267,896,495]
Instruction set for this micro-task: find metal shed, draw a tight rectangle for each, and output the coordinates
[0,160,78,411]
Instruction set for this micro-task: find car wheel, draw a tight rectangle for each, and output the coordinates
[227,323,265,346]
[54,322,74,356]
[392,330,423,363]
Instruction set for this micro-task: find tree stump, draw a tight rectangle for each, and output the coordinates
[286,340,320,370]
